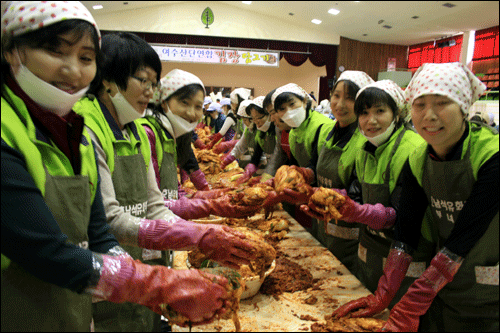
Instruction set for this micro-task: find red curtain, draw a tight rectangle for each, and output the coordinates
[473,26,499,60]
[408,35,463,71]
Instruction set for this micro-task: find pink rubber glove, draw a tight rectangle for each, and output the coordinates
[137,217,255,270]
[235,163,257,185]
[209,194,261,218]
[289,165,315,185]
[280,185,314,206]
[180,168,189,185]
[90,253,229,325]
[339,194,396,229]
[192,188,231,200]
[213,140,238,154]
[333,244,413,319]
[190,169,210,191]
[193,138,207,150]
[165,196,211,220]
[220,154,236,170]
[206,133,223,150]
[382,249,463,332]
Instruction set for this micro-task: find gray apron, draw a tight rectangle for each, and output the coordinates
[356,129,435,308]
[238,129,257,169]
[419,130,499,332]
[314,141,361,274]
[2,167,93,331]
[93,146,163,332]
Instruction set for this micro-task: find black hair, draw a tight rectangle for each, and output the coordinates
[331,79,360,101]
[354,87,405,127]
[2,19,100,94]
[245,104,267,117]
[263,89,277,111]
[233,93,245,112]
[88,32,161,95]
[274,92,312,113]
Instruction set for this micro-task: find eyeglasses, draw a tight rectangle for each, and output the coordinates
[251,114,267,122]
[131,75,160,91]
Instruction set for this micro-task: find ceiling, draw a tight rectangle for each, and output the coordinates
[80,1,499,46]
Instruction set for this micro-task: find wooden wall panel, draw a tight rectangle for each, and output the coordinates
[336,36,409,82]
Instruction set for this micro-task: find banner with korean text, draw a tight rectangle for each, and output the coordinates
[151,45,279,67]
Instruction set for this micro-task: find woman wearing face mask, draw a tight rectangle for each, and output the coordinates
[232,96,277,184]
[334,64,498,332]
[300,71,373,273]
[263,83,334,230]
[73,32,256,331]
[137,69,260,219]
[220,99,259,170]
[1,2,228,331]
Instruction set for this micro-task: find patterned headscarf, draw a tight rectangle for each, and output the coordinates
[405,62,486,114]
[152,69,205,105]
[357,80,406,110]
[1,1,100,45]
[230,88,251,105]
[336,70,374,89]
[271,83,312,106]
[237,99,253,118]
[248,95,265,109]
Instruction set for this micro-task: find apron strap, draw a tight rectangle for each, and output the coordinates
[383,127,406,185]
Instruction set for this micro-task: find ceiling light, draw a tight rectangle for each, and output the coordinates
[92,5,103,10]
[311,19,322,25]
[242,1,252,5]
[382,25,392,29]
[328,9,340,15]
[411,16,419,19]
[442,3,456,8]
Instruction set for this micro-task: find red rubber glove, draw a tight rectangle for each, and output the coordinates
[382,249,463,332]
[195,122,205,130]
[89,253,229,325]
[332,243,413,319]
[235,163,257,185]
[190,169,210,191]
[193,138,208,150]
[289,165,315,185]
[208,194,261,218]
[206,133,223,150]
[280,185,314,206]
[214,140,238,154]
[137,217,255,269]
[179,168,189,185]
[220,154,236,170]
[246,176,262,187]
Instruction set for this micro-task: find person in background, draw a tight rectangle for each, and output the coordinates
[138,68,260,219]
[1,2,238,331]
[334,63,498,332]
[301,71,373,273]
[233,95,277,184]
[469,110,490,125]
[220,99,258,170]
[207,97,238,152]
[73,31,256,331]
[203,102,227,148]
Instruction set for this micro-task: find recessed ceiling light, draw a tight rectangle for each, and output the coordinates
[311,19,322,25]
[382,25,392,29]
[289,13,294,16]
[411,16,419,19]
[328,9,340,15]
[363,34,368,36]
[442,3,456,8]
[93,5,103,10]
[242,1,252,5]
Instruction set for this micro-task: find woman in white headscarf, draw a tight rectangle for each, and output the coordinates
[334,63,498,332]
[73,34,256,331]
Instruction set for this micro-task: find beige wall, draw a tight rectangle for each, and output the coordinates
[161,58,326,101]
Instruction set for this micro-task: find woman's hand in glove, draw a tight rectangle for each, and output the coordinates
[280,184,314,206]
[288,165,315,184]
[197,224,256,270]
[208,195,261,218]
[192,188,231,200]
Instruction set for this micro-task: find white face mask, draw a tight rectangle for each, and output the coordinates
[257,119,272,132]
[281,106,306,128]
[165,108,198,138]
[109,83,145,126]
[13,54,88,117]
[360,120,396,147]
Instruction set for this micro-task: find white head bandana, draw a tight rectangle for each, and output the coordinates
[237,99,253,118]
[204,96,213,106]
[1,1,100,45]
[271,83,312,106]
[220,98,231,106]
[152,69,205,105]
[405,62,486,115]
[357,80,407,112]
[248,96,265,110]
[207,102,222,112]
[336,70,374,90]
[230,88,251,105]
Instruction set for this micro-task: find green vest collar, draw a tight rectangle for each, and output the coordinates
[98,99,142,142]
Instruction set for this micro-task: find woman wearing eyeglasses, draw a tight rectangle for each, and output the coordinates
[74,32,257,331]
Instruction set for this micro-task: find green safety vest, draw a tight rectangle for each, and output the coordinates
[1,85,98,331]
[409,122,498,331]
[289,110,334,167]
